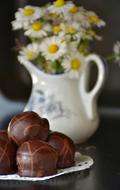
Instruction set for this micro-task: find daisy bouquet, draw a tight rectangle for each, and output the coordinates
[12,0,106,78]
[111,41,120,65]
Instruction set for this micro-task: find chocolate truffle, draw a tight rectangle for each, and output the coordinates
[16,140,58,177]
[47,132,75,169]
[0,138,17,174]
[8,111,49,146]
[0,130,10,143]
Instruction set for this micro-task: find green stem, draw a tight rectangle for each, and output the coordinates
[105,53,120,61]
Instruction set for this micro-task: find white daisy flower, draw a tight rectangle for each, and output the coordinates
[61,22,83,42]
[48,0,73,15]
[75,14,91,29]
[67,6,91,28]
[39,36,67,61]
[65,22,80,33]
[87,11,106,27]
[113,41,120,64]
[19,43,40,62]
[25,21,51,38]
[62,52,85,78]
[51,23,67,39]
[52,24,63,34]
[12,20,25,30]
[12,6,43,30]
[67,41,78,52]
[67,5,82,18]
[69,5,79,15]
[83,29,102,41]
[18,55,30,66]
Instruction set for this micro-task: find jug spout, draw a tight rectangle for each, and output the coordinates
[18,56,40,81]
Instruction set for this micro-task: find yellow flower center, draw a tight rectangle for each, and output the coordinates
[54,0,65,7]
[70,6,79,14]
[23,8,35,16]
[32,22,42,31]
[53,25,62,32]
[90,15,99,23]
[48,44,59,53]
[66,26,76,34]
[26,51,34,60]
[71,59,81,70]
[49,12,57,17]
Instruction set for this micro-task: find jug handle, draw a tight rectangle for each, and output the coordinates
[79,54,105,120]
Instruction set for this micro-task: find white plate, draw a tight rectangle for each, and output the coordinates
[0,152,93,181]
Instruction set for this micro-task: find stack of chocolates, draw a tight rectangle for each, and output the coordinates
[0,111,76,177]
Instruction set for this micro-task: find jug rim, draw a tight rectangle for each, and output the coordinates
[28,59,70,79]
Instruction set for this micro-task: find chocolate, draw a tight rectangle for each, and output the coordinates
[0,130,10,143]
[16,140,58,177]
[8,111,49,146]
[47,132,75,169]
[0,137,17,174]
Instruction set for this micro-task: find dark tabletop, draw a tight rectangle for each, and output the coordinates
[0,110,120,190]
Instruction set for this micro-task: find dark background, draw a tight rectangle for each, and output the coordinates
[0,0,120,128]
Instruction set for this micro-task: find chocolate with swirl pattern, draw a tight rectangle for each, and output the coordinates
[16,140,58,177]
[8,111,49,146]
[47,132,75,169]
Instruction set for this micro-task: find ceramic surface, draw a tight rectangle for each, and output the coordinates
[22,54,105,143]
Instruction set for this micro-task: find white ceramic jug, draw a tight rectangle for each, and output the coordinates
[21,54,105,144]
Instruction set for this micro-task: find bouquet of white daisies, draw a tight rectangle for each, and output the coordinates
[12,0,106,78]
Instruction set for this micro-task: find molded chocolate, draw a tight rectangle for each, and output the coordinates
[8,111,49,146]
[16,140,58,177]
[47,132,75,169]
[0,135,17,174]
[0,130,10,142]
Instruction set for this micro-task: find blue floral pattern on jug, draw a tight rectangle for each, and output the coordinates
[25,89,75,120]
